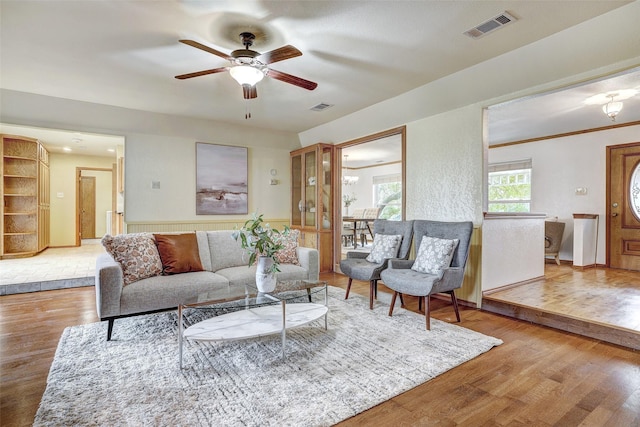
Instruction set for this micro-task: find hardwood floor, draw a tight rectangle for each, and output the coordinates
[483,263,640,350]
[1,273,639,426]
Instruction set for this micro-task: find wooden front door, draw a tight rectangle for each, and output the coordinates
[80,176,96,239]
[607,142,640,270]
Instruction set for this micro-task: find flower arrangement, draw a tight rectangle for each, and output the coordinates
[343,193,357,208]
[232,213,289,274]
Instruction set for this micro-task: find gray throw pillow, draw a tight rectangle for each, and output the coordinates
[365,234,403,264]
[411,236,459,275]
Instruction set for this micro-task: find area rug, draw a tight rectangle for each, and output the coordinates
[34,286,502,426]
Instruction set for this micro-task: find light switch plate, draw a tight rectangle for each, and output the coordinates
[152,181,161,189]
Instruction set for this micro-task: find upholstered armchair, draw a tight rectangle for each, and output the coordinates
[380,220,473,330]
[545,221,565,265]
[340,219,414,309]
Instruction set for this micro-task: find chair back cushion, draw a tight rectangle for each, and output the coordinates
[365,234,403,263]
[411,236,459,274]
[373,219,415,259]
[412,220,473,268]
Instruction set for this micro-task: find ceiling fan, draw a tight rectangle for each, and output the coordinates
[175,32,317,100]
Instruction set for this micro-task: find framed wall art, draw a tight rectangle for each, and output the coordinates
[196,142,248,215]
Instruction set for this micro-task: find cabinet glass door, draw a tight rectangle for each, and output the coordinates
[291,154,302,227]
[304,151,316,228]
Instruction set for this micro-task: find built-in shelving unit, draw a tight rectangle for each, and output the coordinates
[1,134,49,258]
[290,143,334,272]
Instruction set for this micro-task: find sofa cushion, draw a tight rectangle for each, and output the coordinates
[195,231,213,271]
[207,230,248,272]
[119,271,231,316]
[274,229,300,266]
[216,264,311,287]
[411,236,459,275]
[153,233,204,275]
[101,233,163,286]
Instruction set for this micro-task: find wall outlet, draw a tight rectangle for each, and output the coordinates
[151,181,161,189]
[575,187,587,195]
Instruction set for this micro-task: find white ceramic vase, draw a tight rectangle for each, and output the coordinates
[255,256,277,293]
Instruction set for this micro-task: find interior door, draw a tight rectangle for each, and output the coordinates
[80,176,96,239]
[607,142,640,270]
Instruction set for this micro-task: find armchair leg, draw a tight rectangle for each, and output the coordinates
[369,280,377,309]
[389,291,398,316]
[449,291,461,322]
[555,254,560,266]
[425,296,431,331]
[345,278,353,300]
[107,319,114,341]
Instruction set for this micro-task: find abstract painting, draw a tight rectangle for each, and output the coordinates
[196,142,248,214]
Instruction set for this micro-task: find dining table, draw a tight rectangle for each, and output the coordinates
[342,216,375,249]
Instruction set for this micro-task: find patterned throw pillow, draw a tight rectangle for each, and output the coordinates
[411,236,459,275]
[365,234,403,264]
[101,233,163,286]
[274,229,301,266]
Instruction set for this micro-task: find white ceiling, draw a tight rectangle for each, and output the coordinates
[1,1,638,155]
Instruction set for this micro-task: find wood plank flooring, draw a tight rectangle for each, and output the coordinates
[1,273,640,426]
[483,264,640,349]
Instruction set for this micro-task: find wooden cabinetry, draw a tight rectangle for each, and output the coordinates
[290,144,334,272]
[1,134,50,258]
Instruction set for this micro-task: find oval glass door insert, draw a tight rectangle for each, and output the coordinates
[631,161,640,221]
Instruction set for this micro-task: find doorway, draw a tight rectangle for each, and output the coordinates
[607,141,640,271]
[334,126,406,270]
[76,167,115,246]
[80,176,96,239]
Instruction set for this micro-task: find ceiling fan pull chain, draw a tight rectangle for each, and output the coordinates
[245,100,251,119]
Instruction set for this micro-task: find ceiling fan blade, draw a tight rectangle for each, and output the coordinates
[258,45,302,64]
[175,67,228,80]
[179,39,231,60]
[243,84,257,99]
[267,69,318,91]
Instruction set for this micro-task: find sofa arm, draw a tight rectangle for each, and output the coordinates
[95,253,124,319]
[296,246,319,281]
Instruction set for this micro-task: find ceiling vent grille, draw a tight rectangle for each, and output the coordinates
[310,102,333,112]
[464,11,517,39]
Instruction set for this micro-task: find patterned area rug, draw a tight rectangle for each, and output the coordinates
[34,287,502,426]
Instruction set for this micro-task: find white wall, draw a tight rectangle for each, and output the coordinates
[488,124,640,264]
[406,105,484,223]
[1,91,300,226]
[125,134,292,221]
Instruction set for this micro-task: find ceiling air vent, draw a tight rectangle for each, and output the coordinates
[310,103,333,112]
[464,11,517,39]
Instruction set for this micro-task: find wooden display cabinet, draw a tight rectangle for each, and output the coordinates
[1,134,50,258]
[290,143,334,272]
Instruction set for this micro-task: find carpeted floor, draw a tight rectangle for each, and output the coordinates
[34,287,502,426]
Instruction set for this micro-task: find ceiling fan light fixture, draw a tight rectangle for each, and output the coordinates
[229,65,264,86]
[602,95,623,121]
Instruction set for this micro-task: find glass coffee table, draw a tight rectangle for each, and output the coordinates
[178,280,328,368]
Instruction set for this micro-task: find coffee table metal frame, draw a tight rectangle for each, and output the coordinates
[178,280,328,368]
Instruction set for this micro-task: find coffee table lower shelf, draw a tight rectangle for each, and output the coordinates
[180,302,328,368]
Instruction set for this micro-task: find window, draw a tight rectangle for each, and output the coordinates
[488,159,532,212]
[373,173,402,219]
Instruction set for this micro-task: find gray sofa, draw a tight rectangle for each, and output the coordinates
[95,230,319,340]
